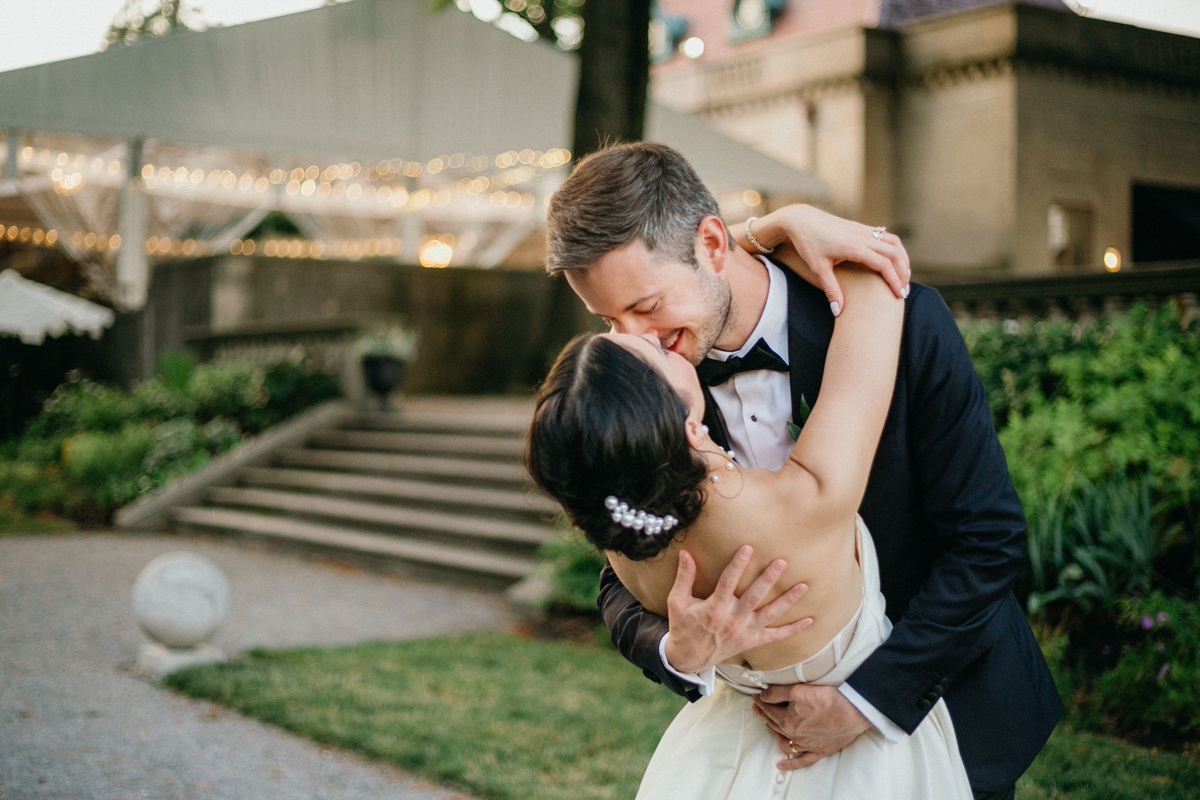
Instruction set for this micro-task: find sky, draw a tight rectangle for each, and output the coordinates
[0,0,1198,74]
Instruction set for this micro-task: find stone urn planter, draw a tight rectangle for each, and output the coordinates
[362,354,408,412]
[355,325,419,413]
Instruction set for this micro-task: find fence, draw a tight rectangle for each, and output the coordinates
[931,263,1200,323]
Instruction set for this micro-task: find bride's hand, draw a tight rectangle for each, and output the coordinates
[731,205,911,317]
[663,546,813,675]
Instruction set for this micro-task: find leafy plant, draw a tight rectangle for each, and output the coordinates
[157,349,195,391]
[354,325,420,361]
[1093,592,1200,740]
[1026,475,1181,616]
[0,355,340,524]
[538,523,606,612]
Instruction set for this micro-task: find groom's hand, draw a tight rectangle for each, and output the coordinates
[663,545,813,675]
[753,684,872,769]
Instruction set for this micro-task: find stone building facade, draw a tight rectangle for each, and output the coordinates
[652,0,1200,277]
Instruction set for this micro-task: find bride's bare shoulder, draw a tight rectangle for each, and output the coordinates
[701,465,843,549]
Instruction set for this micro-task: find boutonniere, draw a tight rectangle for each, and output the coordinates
[786,394,812,442]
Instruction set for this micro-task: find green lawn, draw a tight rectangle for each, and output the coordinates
[166,631,1200,800]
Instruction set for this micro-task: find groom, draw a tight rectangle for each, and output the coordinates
[543,143,1060,800]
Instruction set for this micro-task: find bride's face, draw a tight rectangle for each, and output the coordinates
[604,332,706,422]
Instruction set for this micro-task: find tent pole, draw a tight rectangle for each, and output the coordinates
[4,130,19,180]
[116,138,149,311]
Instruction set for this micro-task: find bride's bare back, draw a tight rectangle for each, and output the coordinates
[609,473,864,670]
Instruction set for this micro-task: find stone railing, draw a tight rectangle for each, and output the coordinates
[183,318,359,373]
[929,263,1200,323]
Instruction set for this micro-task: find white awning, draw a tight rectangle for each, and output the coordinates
[0,0,827,307]
[0,0,824,197]
[0,268,115,344]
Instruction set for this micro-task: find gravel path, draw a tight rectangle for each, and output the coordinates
[0,532,518,800]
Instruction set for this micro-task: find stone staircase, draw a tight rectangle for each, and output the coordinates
[168,399,561,588]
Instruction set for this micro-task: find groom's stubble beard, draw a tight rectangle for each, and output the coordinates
[688,266,734,367]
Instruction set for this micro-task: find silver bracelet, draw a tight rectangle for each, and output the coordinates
[744,217,774,255]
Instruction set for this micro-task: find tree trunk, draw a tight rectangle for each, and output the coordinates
[571,0,652,161]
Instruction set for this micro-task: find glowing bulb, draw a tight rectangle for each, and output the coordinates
[682,37,705,59]
[419,238,453,268]
[1103,247,1121,272]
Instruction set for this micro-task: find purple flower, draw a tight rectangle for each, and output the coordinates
[1131,592,1139,599]
[1156,643,1166,653]
[1100,646,1111,656]
[1157,612,1169,623]
[1157,663,1171,681]
[1142,616,1154,630]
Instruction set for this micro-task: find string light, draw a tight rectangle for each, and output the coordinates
[226,237,404,261]
[419,238,453,268]
[4,143,575,267]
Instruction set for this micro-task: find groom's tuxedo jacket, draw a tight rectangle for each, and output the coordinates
[597,270,1062,792]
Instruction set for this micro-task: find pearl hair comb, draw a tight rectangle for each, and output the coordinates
[604,496,678,536]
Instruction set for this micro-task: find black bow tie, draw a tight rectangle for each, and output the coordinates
[696,338,789,387]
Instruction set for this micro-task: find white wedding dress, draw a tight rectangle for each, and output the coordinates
[635,517,973,800]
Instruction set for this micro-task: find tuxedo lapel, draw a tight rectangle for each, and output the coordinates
[700,383,732,451]
[781,265,834,420]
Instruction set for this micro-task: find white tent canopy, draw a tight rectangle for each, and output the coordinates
[0,0,826,308]
[0,268,115,344]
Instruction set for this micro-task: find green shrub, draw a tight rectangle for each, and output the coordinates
[25,379,139,440]
[1093,592,1200,741]
[961,317,1102,429]
[0,460,68,514]
[62,422,157,509]
[966,301,1200,599]
[975,303,1200,517]
[187,361,268,427]
[538,525,607,612]
[0,355,339,524]
[157,349,195,391]
[253,359,343,431]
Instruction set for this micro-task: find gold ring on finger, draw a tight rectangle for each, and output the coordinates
[788,740,800,755]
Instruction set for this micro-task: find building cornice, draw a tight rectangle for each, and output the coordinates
[651,4,1200,115]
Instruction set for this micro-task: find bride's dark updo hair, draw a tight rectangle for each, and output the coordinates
[526,334,708,560]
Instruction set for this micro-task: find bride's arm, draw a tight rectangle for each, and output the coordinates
[730,205,911,314]
[774,266,904,525]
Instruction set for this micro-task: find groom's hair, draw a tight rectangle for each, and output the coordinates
[545,142,721,274]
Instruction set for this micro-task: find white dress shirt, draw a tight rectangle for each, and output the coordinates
[659,257,905,743]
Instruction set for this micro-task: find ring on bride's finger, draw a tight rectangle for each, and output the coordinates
[872,226,886,240]
[788,740,800,755]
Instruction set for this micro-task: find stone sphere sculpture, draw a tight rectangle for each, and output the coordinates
[132,552,231,648]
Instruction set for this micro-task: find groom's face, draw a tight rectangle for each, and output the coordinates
[564,238,731,367]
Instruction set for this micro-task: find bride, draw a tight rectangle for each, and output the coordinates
[525,260,972,798]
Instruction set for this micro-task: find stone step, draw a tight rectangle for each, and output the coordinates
[171,506,537,580]
[350,412,530,437]
[237,467,561,517]
[206,487,555,547]
[308,430,524,460]
[276,448,529,486]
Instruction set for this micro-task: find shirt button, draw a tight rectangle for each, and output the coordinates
[750,414,758,422]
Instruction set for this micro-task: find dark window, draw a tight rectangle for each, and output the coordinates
[1131,183,1200,264]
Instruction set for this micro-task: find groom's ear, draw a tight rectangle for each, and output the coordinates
[695,215,731,275]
